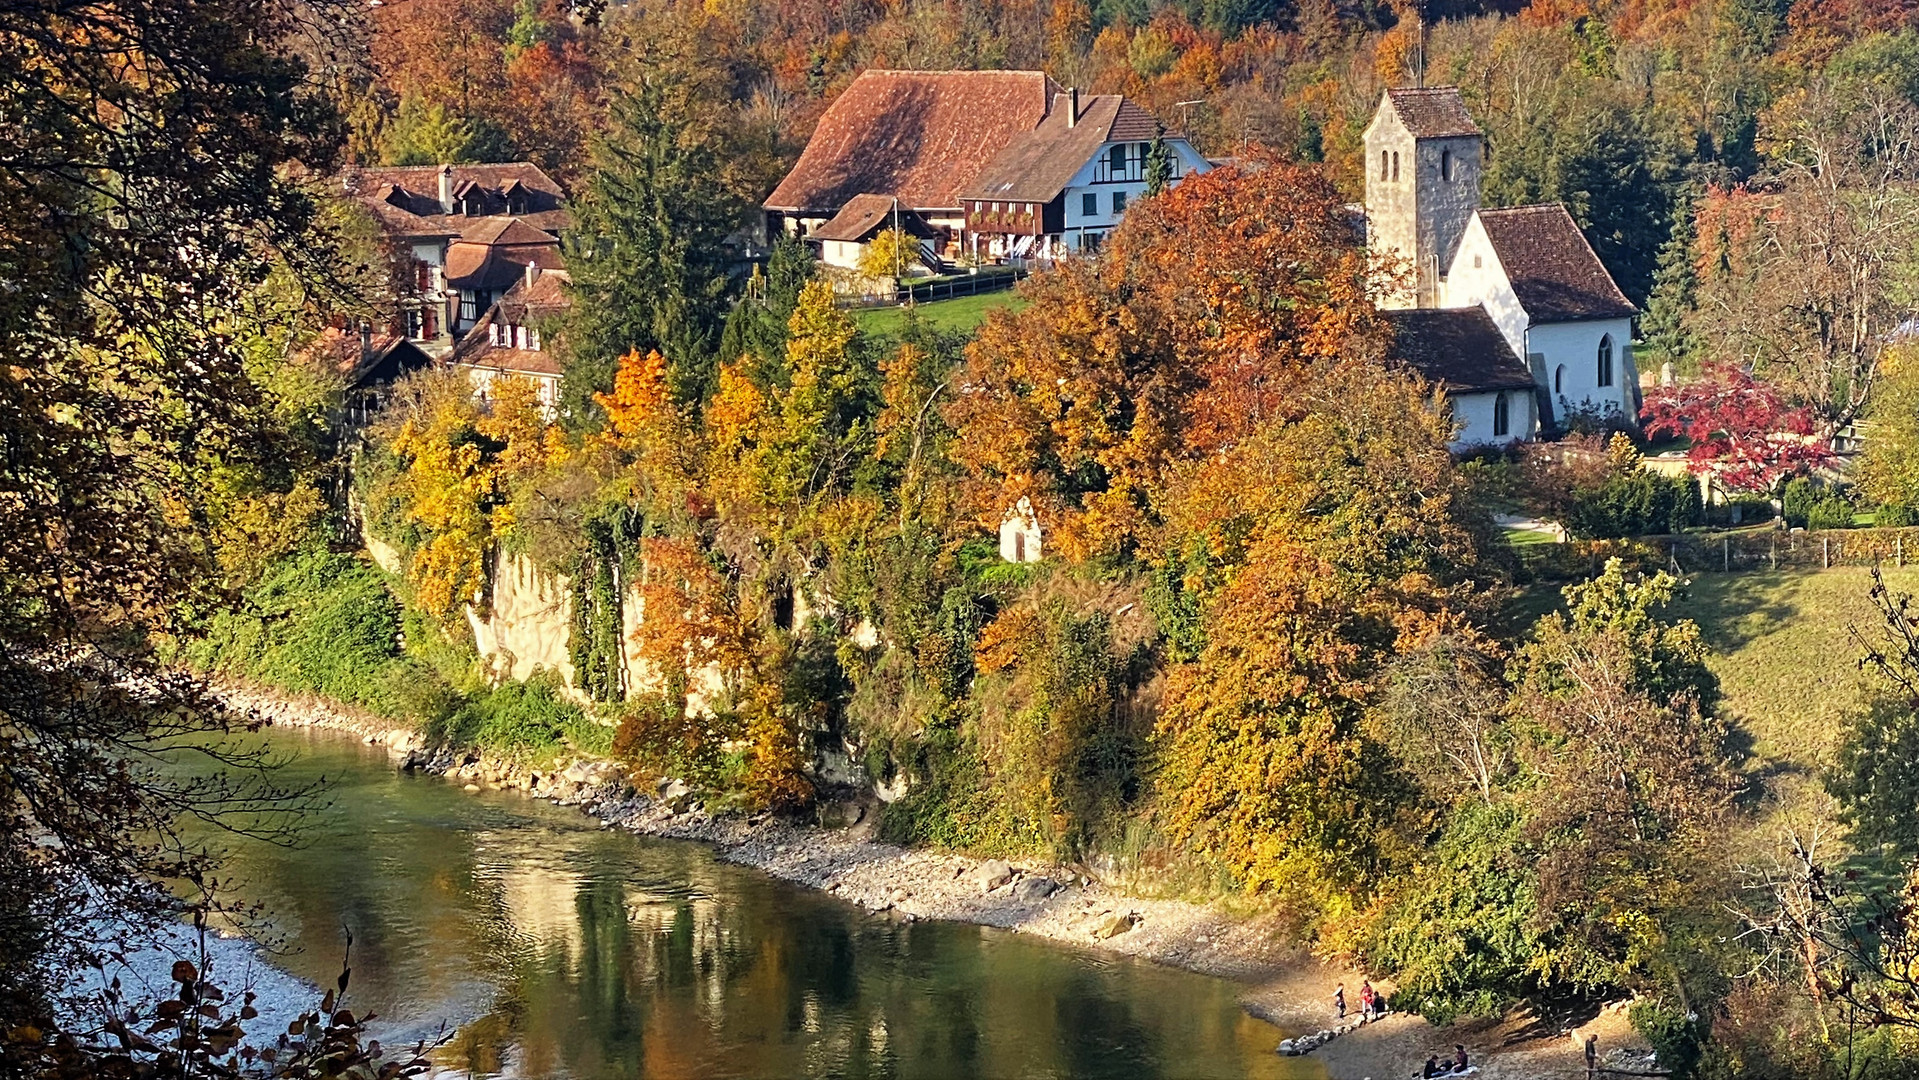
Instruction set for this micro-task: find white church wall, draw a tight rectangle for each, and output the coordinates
[1441,219,1530,361]
[1447,388,1535,450]
[1524,318,1638,427]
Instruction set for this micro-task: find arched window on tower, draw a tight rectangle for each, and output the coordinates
[1380,151,1388,180]
[1597,335,1615,388]
[1441,149,1453,181]
[1391,152,1400,182]
[1493,392,1510,438]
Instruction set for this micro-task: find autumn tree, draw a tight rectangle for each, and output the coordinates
[949,153,1383,561]
[1640,365,1839,492]
[0,0,354,1036]
[1857,347,1919,514]
[1152,361,1493,916]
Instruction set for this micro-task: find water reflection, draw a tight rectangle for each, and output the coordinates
[189,728,1321,1080]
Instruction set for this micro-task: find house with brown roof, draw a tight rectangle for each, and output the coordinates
[1363,87,1639,446]
[960,90,1209,261]
[1383,306,1541,448]
[448,265,571,417]
[342,162,570,355]
[764,69,1062,258]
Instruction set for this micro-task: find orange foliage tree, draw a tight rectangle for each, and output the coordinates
[948,152,1386,561]
[1151,361,1495,918]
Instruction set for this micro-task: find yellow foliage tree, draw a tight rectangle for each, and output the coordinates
[856,227,915,282]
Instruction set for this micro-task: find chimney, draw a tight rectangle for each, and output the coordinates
[524,261,540,289]
[438,165,454,213]
[1068,87,1078,127]
[359,320,373,361]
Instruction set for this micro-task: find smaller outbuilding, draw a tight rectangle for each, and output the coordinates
[809,194,941,273]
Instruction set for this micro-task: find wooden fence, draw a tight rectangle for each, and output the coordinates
[837,268,1024,309]
[1517,525,1919,582]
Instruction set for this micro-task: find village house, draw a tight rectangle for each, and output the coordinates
[766,70,1204,269]
[342,162,571,355]
[448,264,571,417]
[1364,87,1639,448]
[961,89,1209,261]
[765,70,1060,262]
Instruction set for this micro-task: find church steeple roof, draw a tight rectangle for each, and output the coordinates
[1384,87,1480,139]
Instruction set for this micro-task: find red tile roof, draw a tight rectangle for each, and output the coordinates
[450,269,572,373]
[811,194,940,242]
[1385,88,1480,139]
[341,163,571,238]
[444,219,564,291]
[1385,305,1537,394]
[766,69,1061,215]
[964,93,1173,204]
[1478,204,1636,322]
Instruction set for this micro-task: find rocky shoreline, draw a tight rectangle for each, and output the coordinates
[224,683,1648,1080]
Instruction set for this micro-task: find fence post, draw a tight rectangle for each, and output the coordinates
[1900,535,1905,568]
[1770,534,1776,571]
[1723,536,1729,572]
[1823,536,1831,569]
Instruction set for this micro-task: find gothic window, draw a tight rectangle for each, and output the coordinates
[1441,149,1453,181]
[1391,152,1400,182]
[1493,392,1510,437]
[1554,365,1566,396]
[1597,334,1615,387]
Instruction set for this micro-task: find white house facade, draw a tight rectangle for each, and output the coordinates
[962,91,1210,261]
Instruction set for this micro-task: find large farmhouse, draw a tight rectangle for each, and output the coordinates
[766,70,1207,267]
[343,162,571,355]
[1365,87,1639,448]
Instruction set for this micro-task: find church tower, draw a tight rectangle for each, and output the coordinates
[1363,87,1483,309]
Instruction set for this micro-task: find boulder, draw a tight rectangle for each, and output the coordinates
[973,860,1015,893]
[1091,912,1138,940]
[890,888,911,904]
[1011,876,1058,904]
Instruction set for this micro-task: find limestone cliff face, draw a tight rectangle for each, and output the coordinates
[466,551,580,692]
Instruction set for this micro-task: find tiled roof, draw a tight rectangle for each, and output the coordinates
[964,94,1171,204]
[1384,305,1538,394]
[1478,204,1636,322]
[444,221,563,291]
[765,69,1060,214]
[812,194,940,242]
[450,269,571,372]
[1385,87,1480,139]
[341,162,572,237]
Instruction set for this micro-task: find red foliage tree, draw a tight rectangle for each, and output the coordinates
[1640,366,1838,492]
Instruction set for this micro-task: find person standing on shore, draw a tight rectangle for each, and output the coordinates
[1359,979,1376,1021]
[1334,983,1346,1019]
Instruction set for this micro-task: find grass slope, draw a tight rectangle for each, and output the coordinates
[851,290,1028,335]
[1512,566,1919,774]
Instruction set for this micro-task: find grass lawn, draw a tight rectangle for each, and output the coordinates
[851,290,1028,336]
[1508,566,1919,772]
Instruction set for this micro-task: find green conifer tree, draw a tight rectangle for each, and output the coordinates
[1144,123,1175,197]
[1639,190,1699,376]
[559,28,746,424]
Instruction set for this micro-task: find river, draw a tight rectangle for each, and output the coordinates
[173,727,1323,1079]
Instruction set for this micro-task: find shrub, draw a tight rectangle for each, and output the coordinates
[1566,471,1698,538]
[1878,503,1919,527]
[1807,494,1856,531]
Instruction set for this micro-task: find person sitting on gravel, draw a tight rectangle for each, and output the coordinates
[1453,1044,1470,1072]
[1421,1054,1441,1077]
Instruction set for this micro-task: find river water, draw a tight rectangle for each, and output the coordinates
[178,727,1322,1079]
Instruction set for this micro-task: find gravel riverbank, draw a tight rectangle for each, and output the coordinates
[223,683,1649,1080]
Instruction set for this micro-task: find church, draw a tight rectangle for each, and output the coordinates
[1365,87,1640,449]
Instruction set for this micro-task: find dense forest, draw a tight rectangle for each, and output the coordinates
[16,0,1919,1077]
